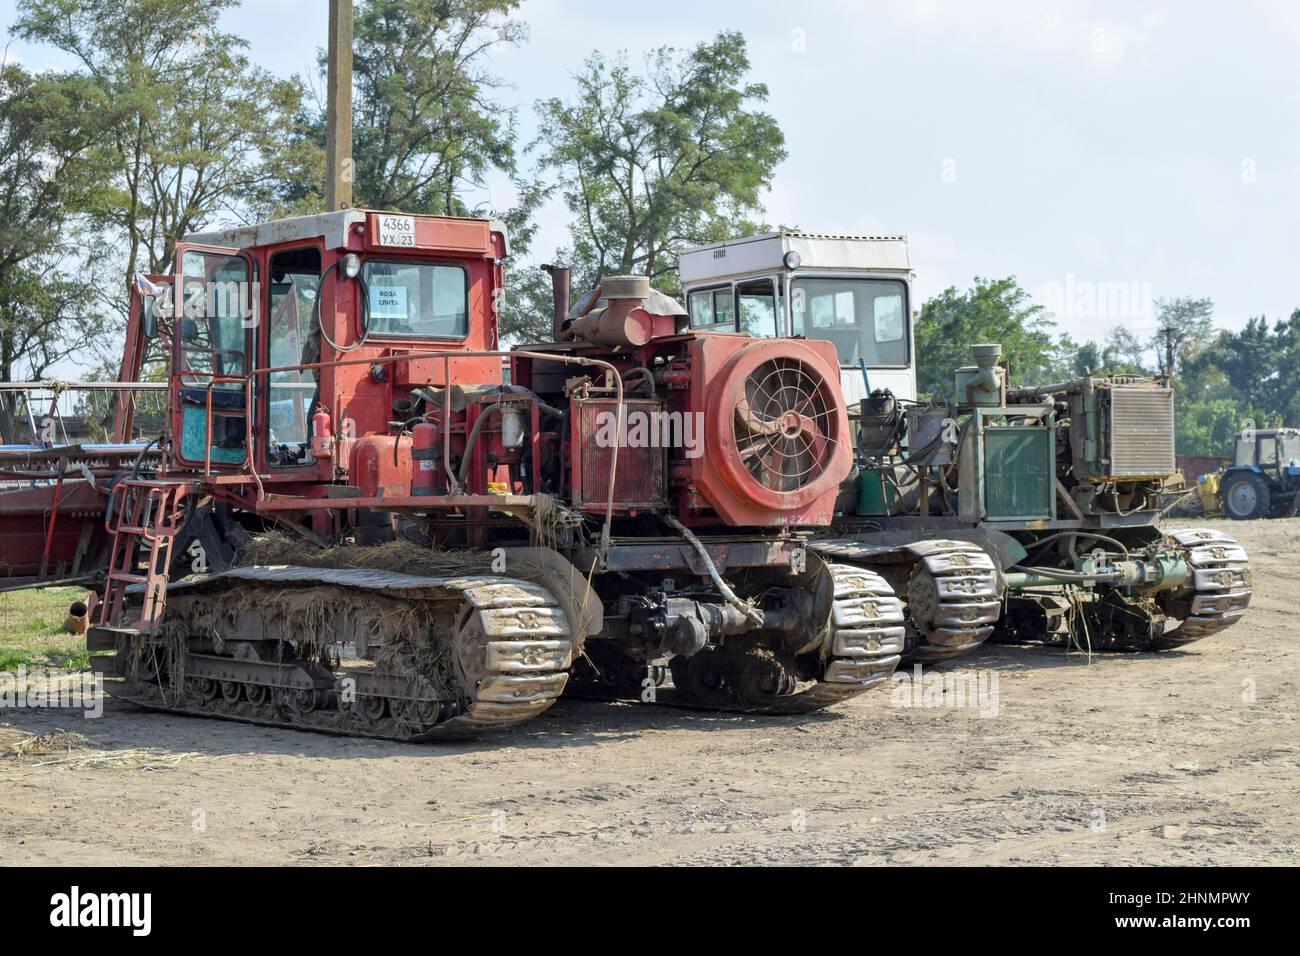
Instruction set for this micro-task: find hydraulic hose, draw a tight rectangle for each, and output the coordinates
[130,435,161,479]
[457,399,503,483]
[663,514,764,626]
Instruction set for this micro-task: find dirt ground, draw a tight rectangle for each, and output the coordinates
[1,517,1296,866]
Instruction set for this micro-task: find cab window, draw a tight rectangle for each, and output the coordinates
[737,278,783,337]
[364,260,469,338]
[176,249,252,465]
[178,251,251,391]
[1282,435,1300,466]
[688,286,735,330]
[792,277,908,366]
[267,247,321,467]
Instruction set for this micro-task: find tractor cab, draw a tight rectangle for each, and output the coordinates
[1234,428,1300,471]
[129,210,509,484]
[1221,427,1300,519]
[677,232,917,405]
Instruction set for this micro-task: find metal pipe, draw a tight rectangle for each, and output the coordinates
[541,264,571,341]
[1006,374,1099,403]
[40,459,68,579]
[0,381,168,391]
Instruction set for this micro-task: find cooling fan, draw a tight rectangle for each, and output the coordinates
[733,357,838,493]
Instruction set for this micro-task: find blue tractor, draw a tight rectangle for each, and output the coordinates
[1219,427,1300,520]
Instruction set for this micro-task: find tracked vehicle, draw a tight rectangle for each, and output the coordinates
[680,232,1253,658]
[0,219,1253,742]
[0,211,916,739]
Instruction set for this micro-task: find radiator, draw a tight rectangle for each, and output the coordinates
[1107,386,1175,478]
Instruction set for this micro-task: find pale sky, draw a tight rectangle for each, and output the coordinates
[4,0,1298,363]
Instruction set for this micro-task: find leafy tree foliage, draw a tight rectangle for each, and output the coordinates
[14,0,317,314]
[346,0,525,216]
[1151,296,1215,377]
[914,277,1075,401]
[534,32,785,297]
[0,63,117,439]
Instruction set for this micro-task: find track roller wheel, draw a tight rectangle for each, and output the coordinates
[188,677,219,704]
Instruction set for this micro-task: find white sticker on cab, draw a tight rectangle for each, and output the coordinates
[369,284,408,319]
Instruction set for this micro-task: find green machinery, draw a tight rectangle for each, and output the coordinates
[820,343,1253,653]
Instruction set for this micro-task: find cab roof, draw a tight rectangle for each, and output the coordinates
[185,209,510,256]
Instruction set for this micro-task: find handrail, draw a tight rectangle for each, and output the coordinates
[0,380,168,391]
[198,375,249,477]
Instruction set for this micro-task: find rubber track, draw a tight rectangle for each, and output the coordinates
[811,539,1003,662]
[1155,527,1253,647]
[104,567,573,742]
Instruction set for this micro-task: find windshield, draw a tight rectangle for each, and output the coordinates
[363,260,469,338]
[178,250,250,391]
[1284,436,1300,466]
[792,277,908,366]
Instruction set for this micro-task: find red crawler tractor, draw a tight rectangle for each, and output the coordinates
[0,210,917,739]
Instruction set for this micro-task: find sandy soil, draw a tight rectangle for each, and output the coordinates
[2,518,1296,866]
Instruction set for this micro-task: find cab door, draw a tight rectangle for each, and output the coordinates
[169,244,256,471]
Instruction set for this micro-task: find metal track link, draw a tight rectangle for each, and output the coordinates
[97,566,574,742]
[811,538,1004,663]
[775,562,905,712]
[1154,527,1253,648]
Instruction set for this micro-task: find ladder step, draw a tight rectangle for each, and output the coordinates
[112,525,177,538]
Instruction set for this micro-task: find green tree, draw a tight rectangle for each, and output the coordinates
[1198,311,1300,427]
[494,179,561,344]
[344,0,526,216]
[1072,340,1103,376]
[1174,396,1247,458]
[1152,295,1215,378]
[14,0,317,305]
[914,277,1070,400]
[1102,325,1151,374]
[0,63,117,440]
[534,31,786,296]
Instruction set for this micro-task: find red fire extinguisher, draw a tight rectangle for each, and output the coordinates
[311,406,334,460]
[411,419,441,495]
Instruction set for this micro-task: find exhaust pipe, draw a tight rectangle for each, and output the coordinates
[541,264,571,341]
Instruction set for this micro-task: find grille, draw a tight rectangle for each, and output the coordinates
[983,427,1052,520]
[572,398,666,511]
[1107,386,1175,478]
[732,357,840,493]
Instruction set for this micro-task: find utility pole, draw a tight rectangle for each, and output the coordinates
[1159,326,1177,379]
[325,0,354,211]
